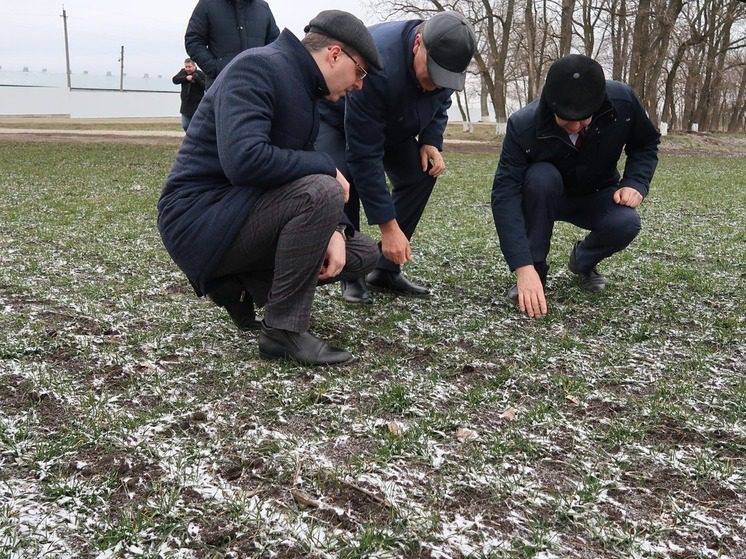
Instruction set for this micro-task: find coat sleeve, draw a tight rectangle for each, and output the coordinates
[491,118,534,271]
[418,94,451,150]
[185,3,218,79]
[344,77,396,225]
[172,69,188,85]
[214,56,336,188]
[265,10,280,44]
[192,70,207,88]
[621,89,661,196]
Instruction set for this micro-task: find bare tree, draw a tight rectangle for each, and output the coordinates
[367,0,746,131]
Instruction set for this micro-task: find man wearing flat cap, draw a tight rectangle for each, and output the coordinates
[158,11,384,365]
[491,54,660,318]
[316,11,477,304]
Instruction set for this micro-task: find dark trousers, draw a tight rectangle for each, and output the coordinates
[315,123,436,274]
[523,162,641,272]
[211,175,378,332]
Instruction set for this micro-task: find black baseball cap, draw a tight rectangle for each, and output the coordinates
[543,54,607,120]
[421,11,476,91]
[304,10,384,72]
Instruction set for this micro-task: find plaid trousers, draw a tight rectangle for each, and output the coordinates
[211,174,377,332]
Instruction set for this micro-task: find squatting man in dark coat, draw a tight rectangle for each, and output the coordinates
[158,11,384,365]
[316,11,477,304]
[491,54,660,319]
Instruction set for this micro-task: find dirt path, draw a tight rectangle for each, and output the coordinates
[1,117,744,155]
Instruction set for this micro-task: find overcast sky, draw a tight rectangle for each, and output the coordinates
[1,1,374,76]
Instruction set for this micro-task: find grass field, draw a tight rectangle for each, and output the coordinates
[0,140,744,558]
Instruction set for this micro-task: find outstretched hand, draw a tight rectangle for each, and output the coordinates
[515,265,548,319]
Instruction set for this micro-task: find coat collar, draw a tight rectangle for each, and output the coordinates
[275,29,330,98]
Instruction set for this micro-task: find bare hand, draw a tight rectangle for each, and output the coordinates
[380,220,411,265]
[186,74,193,81]
[319,230,346,281]
[515,265,548,319]
[614,186,644,208]
[335,169,350,203]
[419,144,446,177]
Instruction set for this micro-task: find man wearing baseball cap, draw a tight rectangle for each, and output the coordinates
[316,11,476,304]
[491,54,660,319]
[158,11,384,365]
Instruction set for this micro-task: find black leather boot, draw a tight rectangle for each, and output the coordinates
[341,277,372,304]
[258,322,352,365]
[568,241,606,291]
[366,269,429,296]
[207,278,260,331]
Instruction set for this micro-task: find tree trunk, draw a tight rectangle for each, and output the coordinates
[525,0,540,101]
[727,63,746,132]
[628,0,653,109]
[610,0,630,81]
[559,0,576,55]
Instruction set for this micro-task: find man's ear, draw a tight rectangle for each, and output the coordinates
[413,34,422,54]
[327,45,341,67]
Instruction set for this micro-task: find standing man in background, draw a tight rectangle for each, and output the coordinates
[185,0,279,88]
[172,58,206,131]
[316,11,477,304]
[491,54,660,319]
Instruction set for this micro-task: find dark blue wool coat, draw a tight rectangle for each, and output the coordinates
[491,80,661,271]
[158,30,336,296]
[185,0,280,80]
[330,20,453,225]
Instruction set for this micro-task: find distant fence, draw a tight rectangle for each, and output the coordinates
[0,85,179,118]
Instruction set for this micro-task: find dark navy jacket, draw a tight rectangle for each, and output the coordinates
[491,80,660,271]
[329,20,453,225]
[158,31,336,296]
[185,0,279,81]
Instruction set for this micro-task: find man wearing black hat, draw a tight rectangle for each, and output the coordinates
[491,54,660,318]
[158,11,384,364]
[316,11,477,304]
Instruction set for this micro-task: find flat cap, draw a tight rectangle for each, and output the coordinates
[422,11,476,91]
[304,10,383,73]
[543,54,606,120]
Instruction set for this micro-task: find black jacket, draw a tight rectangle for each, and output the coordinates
[491,80,660,271]
[172,68,206,117]
[185,0,279,82]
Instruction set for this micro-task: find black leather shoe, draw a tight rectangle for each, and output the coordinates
[258,323,352,365]
[208,279,260,331]
[341,277,372,304]
[568,242,607,292]
[366,269,429,297]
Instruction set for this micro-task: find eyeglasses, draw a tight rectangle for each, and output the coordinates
[340,48,368,81]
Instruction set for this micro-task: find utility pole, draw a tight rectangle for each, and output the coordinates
[61,6,72,90]
[118,46,124,91]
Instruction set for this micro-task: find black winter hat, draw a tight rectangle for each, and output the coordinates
[422,11,476,91]
[304,10,384,73]
[543,54,606,120]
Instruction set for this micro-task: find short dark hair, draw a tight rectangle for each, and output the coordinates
[301,32,360,60]
[184,57,194,65]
